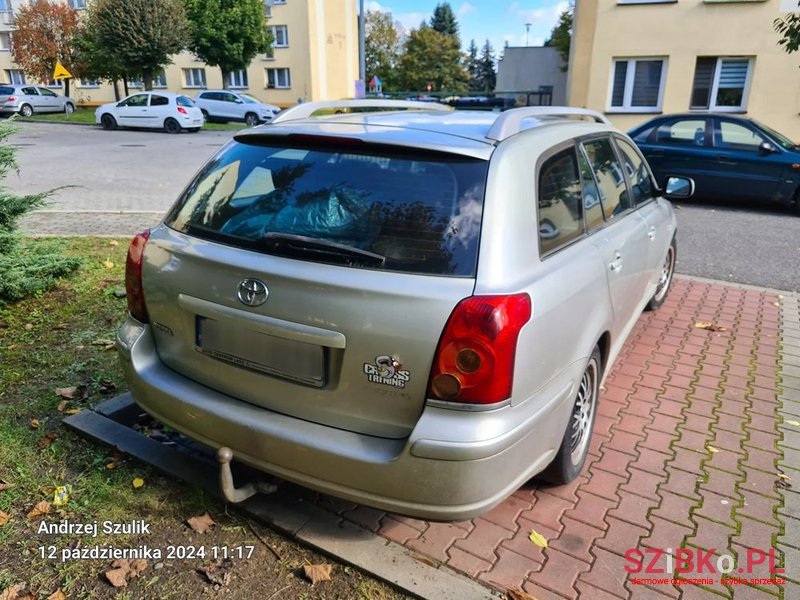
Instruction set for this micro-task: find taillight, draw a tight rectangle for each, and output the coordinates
[177,106,188,115]
[7,96,16,102]
[427,294,532,405]
[125,230,150,323]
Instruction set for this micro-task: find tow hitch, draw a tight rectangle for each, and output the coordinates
[217,447,277,503]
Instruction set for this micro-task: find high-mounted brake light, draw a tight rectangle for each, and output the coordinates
[177,106,188,115]
[427,294,532,405]
[125,230,150,323]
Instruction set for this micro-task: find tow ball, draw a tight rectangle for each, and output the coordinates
[216,447,277,503]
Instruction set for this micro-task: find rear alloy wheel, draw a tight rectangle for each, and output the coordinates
[539,347,601,485]
[201,109,209,122]
[244,112,259,127]
[100,114,117,130]
[645,237,676,311]
[64,103,75,115]
[164,118,181,134]
[19,104,33,117]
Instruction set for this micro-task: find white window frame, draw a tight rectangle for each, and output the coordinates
[227,69,249,89]
[183,68,207,89]
[42,79,63,88]
[78,77,99,88]
[129,72,167,88]
[269,25,288,47]
[0,0,10,12]
[0,31,11,52]
[607,57,668,113]
[7,69,25,85]
[266,67,291,89]
[68,0,87,8]
[692,57,753,113]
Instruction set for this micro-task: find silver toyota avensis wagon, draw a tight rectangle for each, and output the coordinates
[118,100,691,520]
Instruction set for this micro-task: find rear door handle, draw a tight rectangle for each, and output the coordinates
[609,252,623,272]
[647,226,656,240]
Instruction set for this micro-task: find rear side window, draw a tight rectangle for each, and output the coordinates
[150,95,169,106]
[655,119,707,146]
[582,138,631,220]
[165,142,489,276]
[177,96,195,107]
[538,148,584,255]
[0,87,14,95]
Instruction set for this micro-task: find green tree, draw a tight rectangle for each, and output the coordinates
[10,1,82,98]
[544,5,573,72]
[365,9,404,90]
[75,17,129,100]
[87,0,189,90]
[0,121,80,303]
[430,2,459,41]
[775,5,800,55]
[398,25,468,92]
[475,39,496,93]
[183,0,270,87]
[466,39,480,91]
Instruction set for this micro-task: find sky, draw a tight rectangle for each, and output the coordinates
[363,0,570,57]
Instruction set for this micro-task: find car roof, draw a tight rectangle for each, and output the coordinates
[235,103,615,159]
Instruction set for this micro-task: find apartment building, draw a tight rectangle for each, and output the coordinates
[0,0,358,107]
[569,0,800,139]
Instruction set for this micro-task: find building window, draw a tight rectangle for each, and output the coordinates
[690,57,752,111]
[183,68,207,88]
[6,69,25,84]
[227,69,248,89]
[68,0,87,8]
[0,0,9,11]
[266,68,291,89]
[130,71,167,88]
[609,58,666,112]
[272,0,286,4]
[0,32,10,51]
[42,78,63,88]
[78,78,99,87]
[269,25,288,47]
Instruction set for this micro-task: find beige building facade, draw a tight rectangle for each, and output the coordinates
[0,0,358,108]
[569,0,800,139]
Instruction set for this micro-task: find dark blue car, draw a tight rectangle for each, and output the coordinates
[629,114,800,213]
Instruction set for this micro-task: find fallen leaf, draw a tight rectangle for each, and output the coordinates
[37,433,58,449]
[187,513,215,534]
[507,588,538,600]
[132,477,144,489]
[528,529,548,549]
[52,323,68,330]
[99,380,117,394]
[0,480,15,492]
[0,584,26,600]
[104,568,128,588]
[56,401,67,413]
[105,559,148,588]
[104,343,115,351]
[30,418,39,430]
[109,240,119,247]
[27,500,51,518]
[24,323,33,330]
[0,510,10,526]
[40,486,55,496]
[6,344,16,350]
[105,461,117,470]
[694,322,727,332]
[103,260,115,269]
[64,408,82,415]
[46,590,66,600]
[707,446,719,453]
[786,420,800,427]
[53,486,69,508]
[196,559,233,586]
[303,563,332,585]
[54,387,76,399]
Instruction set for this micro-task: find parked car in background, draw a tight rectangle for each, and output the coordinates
[96,92,204,133]
[630,114,800,213]
[0,84,75,117]
[194,90,281,126]
[117,100,691,520]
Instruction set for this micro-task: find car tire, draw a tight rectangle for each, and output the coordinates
[164,118,182,134]
[100,114,117,130]
[645,237,676,311]
[19,104,33,117]
[538,346,601,485]
[201,109,209,122]
[64,103,75,115]
[244,112,259,127]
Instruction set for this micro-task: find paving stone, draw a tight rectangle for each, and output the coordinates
[549,515,604,564]
[480,494,532,533]
[405,521,470,563]
[378,518,424,545]
[594,516,649,557]
[732,516,781,555]
[651,490,700,526]
[452,518,514,563]
[641,515,694,552]
[699,468,741,500]
[524,548,590,600]
[499,516,558,563]
[579,546,637,598]
[565,490,616,532]
[524,490,576,532]
[445,546,493,579]
[478,546,538,591]
[686,516,735,555]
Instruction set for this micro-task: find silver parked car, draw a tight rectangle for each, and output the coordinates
[0,84,75,116]
[117,100,691,520]
[194,90,281,126]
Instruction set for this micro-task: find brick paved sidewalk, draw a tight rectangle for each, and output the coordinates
[308,277,787,599]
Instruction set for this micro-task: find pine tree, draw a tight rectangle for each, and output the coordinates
[398,24,468,92]
[545,5,573,72]
[430,3,459,42]
[466,39,480,92]
[476,40,496,93]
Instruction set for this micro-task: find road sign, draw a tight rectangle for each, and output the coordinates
[53,61,73,80]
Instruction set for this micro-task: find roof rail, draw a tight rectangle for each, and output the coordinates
[486,107,611,142]
[271,99,451,124]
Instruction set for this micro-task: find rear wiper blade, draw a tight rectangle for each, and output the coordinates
[260,232,386,267]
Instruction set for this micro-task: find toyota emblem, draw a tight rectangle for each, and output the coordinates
[237,278,269,307]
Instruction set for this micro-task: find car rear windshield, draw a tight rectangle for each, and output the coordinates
[165,140,489,276]
[177,96,195,107]
[0,87,14,95]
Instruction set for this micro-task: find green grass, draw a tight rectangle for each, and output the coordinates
[17,108,243,131]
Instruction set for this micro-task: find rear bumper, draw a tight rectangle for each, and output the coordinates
[117,318,578,520]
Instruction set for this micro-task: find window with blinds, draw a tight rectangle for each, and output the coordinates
[690,57,752,111]
[609,58,666,112]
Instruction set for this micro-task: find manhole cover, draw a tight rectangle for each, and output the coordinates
[120,144,146,147]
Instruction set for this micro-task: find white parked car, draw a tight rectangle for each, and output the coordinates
[194,90,281,126]
[95,92,204,133]
[0,84,75,116]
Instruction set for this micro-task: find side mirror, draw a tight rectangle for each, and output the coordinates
[759,141,779,154]
[664,176,694,199]
[116,102,125,108]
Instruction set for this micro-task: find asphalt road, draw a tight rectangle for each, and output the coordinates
[7,122,800,292]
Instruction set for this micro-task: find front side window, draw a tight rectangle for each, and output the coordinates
[227,70,248,89]
[582,138,631,220]
[614,137,657,206]
[266,68,291,89]
[537,148,584,255]
[691,57,752,111]
[37,87,57,97]
[609,58,666,112]
[183,68,207,88]
[166,143,489,277]
[716,120,765,150]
